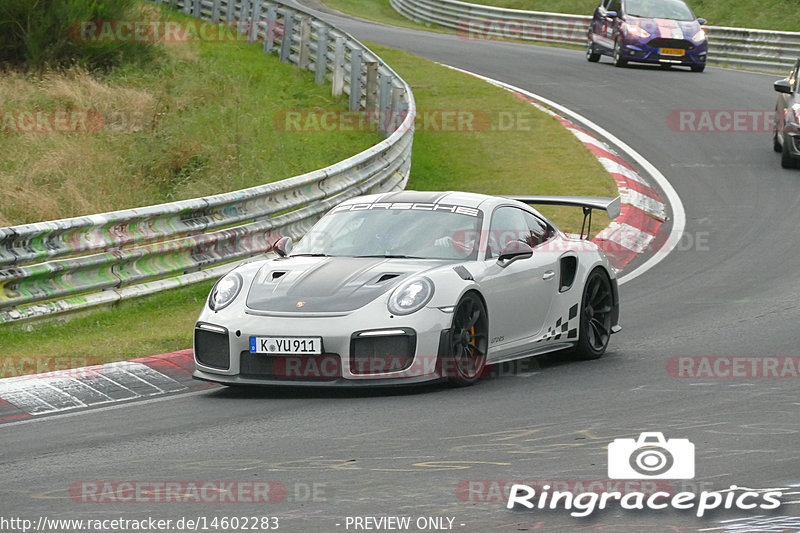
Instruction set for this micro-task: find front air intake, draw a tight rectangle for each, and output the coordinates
[350,329,416,375]
[194,325,231,370]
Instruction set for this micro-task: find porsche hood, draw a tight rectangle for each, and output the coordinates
[245,256,450,314]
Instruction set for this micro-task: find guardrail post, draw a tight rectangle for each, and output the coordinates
[192,0,201,19]
[332,36,345,96]
[264,4,277,53]
[183,0,192,15]
[391,85,406,133]
[239,0,251,34]
[378,74,392,135]
[225,0,234,23]
[298,18,312,69]
[315,27,330,85]
[280,14,295,63]
[249,0,262,42]
[349,49,363,112]
[211,0,221,21]
[365,61,378,111]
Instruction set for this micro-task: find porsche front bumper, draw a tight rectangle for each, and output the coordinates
[192,305,455,387]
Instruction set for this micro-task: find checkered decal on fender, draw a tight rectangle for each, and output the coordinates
[536,304,579,343]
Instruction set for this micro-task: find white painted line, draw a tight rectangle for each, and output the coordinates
[437,63,686,285]
[570,129,608,150]
[0,359,192,417]
[0,389,58,414]
[621,188,668,220]
[595,222,655,253]
[0,388,215,428]
[596,157,651,188]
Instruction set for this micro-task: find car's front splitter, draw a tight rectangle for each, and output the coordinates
[621,44,706,66]
[192,367,445,388]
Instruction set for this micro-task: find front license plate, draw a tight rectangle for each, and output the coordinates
[250,336,323,355]
[660,48,685,56]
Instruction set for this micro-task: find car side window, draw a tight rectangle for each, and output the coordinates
[607,0,621,13]
[486,206,530,259]
[522,212,555,248]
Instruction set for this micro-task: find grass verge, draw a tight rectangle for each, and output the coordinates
[319,0,452,34]
[323,0,800,35]
[406,0,800,32]
[0,44,616,369]
[0,5,378,226]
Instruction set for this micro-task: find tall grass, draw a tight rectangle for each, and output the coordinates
[0,7,379,226]
[0,0,157,70]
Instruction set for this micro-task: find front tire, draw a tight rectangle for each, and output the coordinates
[781,135,798,168]
[586,41,600,62]
[445,292,489,386]
[613,39,627,67]
[572,269,614,360]
[690,64,705,72]
[773,127,783,153]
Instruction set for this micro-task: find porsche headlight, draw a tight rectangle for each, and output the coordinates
[208,272,242,311]
[624,23,650,39]
[388,277,434,316]
[692,29,706,43]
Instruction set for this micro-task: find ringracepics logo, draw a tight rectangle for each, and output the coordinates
[506,432,783,517]
[608,432,694,479]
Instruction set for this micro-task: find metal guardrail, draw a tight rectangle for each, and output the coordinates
[391,0,800,74]
[0,0,416,324]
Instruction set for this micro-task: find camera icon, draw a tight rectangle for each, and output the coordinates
[608,432,695,479]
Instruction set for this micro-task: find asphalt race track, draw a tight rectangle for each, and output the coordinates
[2,5,800,532]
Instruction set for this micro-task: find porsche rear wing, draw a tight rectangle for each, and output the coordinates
[502,195,621,239]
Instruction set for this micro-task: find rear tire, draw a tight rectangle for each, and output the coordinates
[445,292,489,386]
[572,269,613,360]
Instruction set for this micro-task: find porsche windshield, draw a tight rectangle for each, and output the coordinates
[625,0,694,21]
[292,205,483,260]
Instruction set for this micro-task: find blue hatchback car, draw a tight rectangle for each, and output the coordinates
[586,0,708,72]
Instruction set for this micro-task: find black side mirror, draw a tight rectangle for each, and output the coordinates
[697,18,707,25]
[273,236,293,257]
[775,79,793,94]
[606,10,618,18]
[497,240,533,266]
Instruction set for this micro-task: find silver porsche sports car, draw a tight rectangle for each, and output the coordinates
[193,191,621,387]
